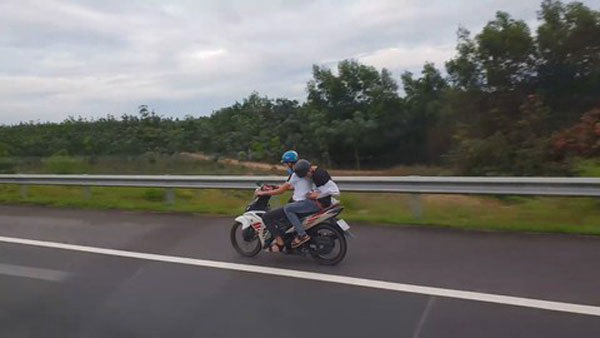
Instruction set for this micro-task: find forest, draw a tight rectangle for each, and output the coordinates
[1,0,599,175]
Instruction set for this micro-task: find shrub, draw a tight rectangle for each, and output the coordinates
[42,155,90,174]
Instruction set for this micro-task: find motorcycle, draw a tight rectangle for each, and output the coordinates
[230,184,351,265]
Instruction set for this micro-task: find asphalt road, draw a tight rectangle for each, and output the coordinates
[0,205,598,337]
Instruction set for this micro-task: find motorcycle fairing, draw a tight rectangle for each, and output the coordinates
[236,211,266,230]
[285,204,344,234]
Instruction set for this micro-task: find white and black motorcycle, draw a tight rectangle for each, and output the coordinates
[230,184,351,265]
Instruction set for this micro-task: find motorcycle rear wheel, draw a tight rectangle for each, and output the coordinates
[230,222,262,257]
[308,223,347,265]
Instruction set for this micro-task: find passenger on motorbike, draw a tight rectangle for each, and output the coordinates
[284,160,340,248]
[255,150,312,252]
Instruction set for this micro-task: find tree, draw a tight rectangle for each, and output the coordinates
[444,11,557,175]
[536,0,600,126]
[450,96,562,175]
[553,108,600,158]
[446,27,482,90]
[307,60,402,167]
[0,143,9,157]
[334,111,378,170]
[446,11,537,93]
[401,63,449,163]
[0,1,597,175]
[477,12,537,91]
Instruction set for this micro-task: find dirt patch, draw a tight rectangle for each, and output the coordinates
[182,153,211,161]
[219,158,284,172]
[181,152,448,176]
[180,152,281,173]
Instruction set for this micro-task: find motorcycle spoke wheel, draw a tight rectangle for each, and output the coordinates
[230,222,262,257]
[308,224,347,265]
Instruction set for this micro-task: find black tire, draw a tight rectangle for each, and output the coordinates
[230,222,261,257]
[307,223,347,265]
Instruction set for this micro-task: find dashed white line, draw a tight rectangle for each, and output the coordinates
[412,297,436,338]
[0,263,70,282]
[0,235,599,317]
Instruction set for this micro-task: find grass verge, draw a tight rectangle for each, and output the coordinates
[1,184,599,236]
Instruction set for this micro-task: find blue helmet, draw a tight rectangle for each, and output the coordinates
[281,150,298,164]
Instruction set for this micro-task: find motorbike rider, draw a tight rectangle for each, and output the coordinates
[284,160,340,248]
[280,150,298,176]
[255,150,312,252]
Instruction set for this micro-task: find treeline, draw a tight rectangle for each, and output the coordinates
[1,0,599,175]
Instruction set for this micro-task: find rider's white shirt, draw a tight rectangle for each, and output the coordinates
[288,173,312,201]
[317,179,340,198]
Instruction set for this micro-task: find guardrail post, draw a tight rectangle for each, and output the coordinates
[409,193,422,220]
[19,185,28,199]
[165,188,175,205]
[83,186,91,200]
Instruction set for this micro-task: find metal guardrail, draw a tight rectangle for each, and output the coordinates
[0,174,599,196]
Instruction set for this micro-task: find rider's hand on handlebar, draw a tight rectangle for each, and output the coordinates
[256,190,268,197]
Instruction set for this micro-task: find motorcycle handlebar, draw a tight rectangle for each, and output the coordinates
[254,183,279,192]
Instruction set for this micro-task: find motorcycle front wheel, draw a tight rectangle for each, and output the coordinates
[308,223,347,265]
[230,222,262,257]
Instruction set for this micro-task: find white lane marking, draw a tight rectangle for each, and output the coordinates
[0,235,598,317]
[0,263,70,282]
[412,297,436,338]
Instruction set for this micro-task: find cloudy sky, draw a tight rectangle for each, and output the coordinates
[1,0,598,123]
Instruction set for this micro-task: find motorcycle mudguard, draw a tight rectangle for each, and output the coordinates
[236,211,265,230]
[236,215,251,229]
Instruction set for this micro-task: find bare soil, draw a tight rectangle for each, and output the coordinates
[180,152,448,176]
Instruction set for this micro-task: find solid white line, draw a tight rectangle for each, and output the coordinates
[0,263,70,282]
[0,235,598,317]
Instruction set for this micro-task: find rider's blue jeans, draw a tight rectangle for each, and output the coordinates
[284,199,320,237]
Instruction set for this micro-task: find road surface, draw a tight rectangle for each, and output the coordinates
[0,205,598,337]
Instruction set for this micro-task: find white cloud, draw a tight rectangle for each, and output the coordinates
[0,0,598,123]
[358,45,456,74]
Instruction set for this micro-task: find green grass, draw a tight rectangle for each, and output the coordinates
[574,158,600,177]
[1,184,599,236]
[0,185,250,215]
[2,154,599,235]
[341,193,600,235]
[3,154,272,175]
